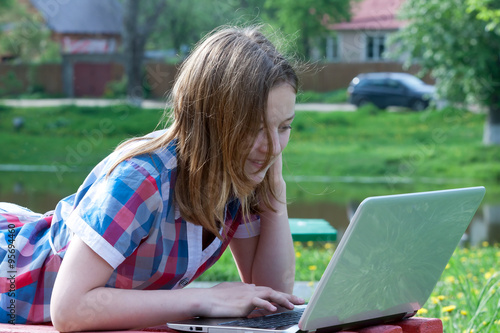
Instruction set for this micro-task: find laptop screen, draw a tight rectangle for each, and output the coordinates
[299,187,485,330]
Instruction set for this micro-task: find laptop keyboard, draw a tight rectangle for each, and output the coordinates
[218,308,305,329]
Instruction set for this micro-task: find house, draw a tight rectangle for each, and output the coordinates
[17,0,124,97]
[28,0,123,54]
[327,0,406,62]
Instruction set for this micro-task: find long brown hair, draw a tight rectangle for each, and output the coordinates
[110,26,298,239]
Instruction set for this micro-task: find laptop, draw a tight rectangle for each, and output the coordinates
[167,186,485,333]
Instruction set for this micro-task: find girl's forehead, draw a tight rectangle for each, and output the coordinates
[265,85,296,122]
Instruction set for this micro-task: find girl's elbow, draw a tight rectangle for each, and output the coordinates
[50,300,83,332]
[51,313,71,332]
[51,308,70,332]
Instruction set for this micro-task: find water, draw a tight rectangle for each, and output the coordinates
[1,170,499,246]
[288,201,500,247]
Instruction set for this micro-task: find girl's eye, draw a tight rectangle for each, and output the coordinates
[281,125,292,131]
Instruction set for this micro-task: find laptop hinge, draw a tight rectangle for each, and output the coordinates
[314,312,408,333]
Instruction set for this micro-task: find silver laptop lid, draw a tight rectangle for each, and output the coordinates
[299,186,485,331]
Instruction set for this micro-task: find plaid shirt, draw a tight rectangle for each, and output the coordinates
[0,132,260,324]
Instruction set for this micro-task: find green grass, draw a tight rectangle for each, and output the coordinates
[1,103,499,330]
[199,241,336,282]
[425,243,500,332]
[0,104,164,168]
[286,107,488,181]
[1,103,499,205]
[296,89,348,104]
[199,242,500,332]
[282,105,500,204]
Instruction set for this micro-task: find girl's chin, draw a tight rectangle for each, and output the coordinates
[245,163,271,185]
[248,171,267,185]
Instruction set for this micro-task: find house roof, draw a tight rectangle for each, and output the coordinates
[30,0,123,35]
[330,0,406,31]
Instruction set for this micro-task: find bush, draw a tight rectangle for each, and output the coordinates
[103,78,128,99]
[356,102,384,115]
[297,89,348,103]
[0,71,24,97]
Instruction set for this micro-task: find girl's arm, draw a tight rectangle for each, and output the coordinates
[230,154,296,294]
[51,236,301,332]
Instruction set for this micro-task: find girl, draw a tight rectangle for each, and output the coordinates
[0,26,304,331]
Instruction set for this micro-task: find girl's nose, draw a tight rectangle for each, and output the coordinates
[260,131,281,155]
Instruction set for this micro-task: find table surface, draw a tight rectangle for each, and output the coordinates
[0,317,443,333]
[288,218,337,242]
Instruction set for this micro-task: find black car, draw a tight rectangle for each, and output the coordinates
[347,72,435,111]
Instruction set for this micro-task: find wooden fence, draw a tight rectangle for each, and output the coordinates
[0,63,63,96]
[0,61,432,98]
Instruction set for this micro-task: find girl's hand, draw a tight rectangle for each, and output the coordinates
[269,153,285,191]
[197,282,304,318]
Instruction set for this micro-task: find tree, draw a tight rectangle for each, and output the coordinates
[123,0,261,104]
[122,0,168,104]
[0,1,15,23]
[148,0,238,59]
[0,1,60,63]
[121,0,354,103]
[389,0,500,145]
[261,0,352,59]
[467,0,500,34]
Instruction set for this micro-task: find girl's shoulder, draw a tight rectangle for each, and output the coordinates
[132,132,178,175]
[113,130,178,174]
[77,131,178,194]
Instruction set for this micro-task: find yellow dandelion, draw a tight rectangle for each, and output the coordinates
[442,316,450,322]
[308,265,317,271]
[445,276,456,284]
[460,257,467,263]
[445,263,450,269]
[417,308,428,315]
[461,310,468,316]
[457,292,464,299]
[482,241,489,247]
[485,272,493,280]
[324,243,333,250]
[431,296,440,304]
[307,281,314,287]
[473,288,480,295]
[295,252,302,258]
[494,319,500,325]
[496,251,500,257]
[306,241,314,247]
[438,295,446,301]
[482,321,487,326]
[442,305,456,313]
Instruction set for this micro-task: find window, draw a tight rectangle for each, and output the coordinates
[366,35,385,61]
[358,78,384,88]
[326,35,339,61]
[386,79,403,90]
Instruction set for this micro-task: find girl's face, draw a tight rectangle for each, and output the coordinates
[245,84,296,185]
